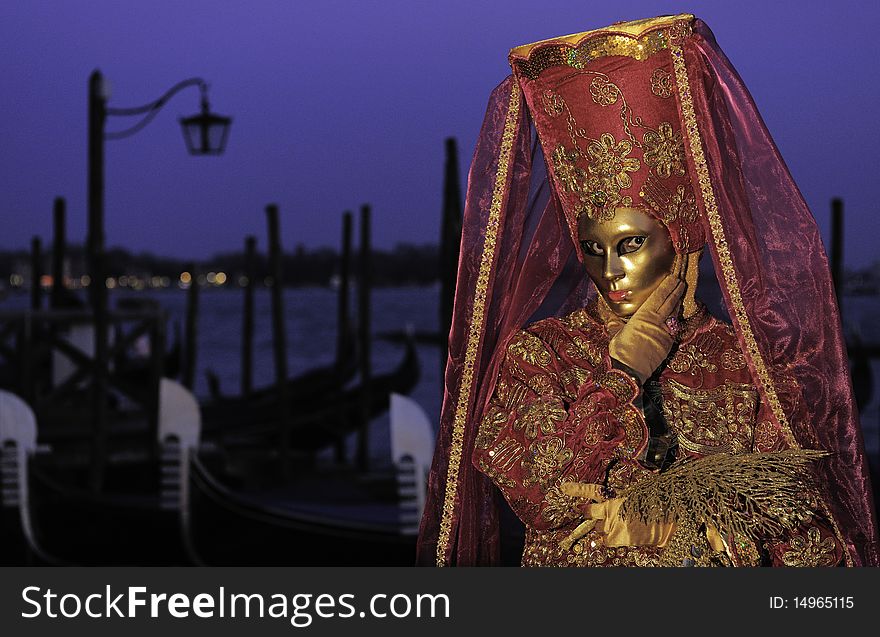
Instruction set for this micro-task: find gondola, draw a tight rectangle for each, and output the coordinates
[202,337,420,451]
[200,327,359,421]
[183,452,417,566]
[19,456,189,566]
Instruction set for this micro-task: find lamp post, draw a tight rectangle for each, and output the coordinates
[86,69,231,491]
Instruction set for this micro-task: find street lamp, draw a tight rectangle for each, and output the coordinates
[88,69,232,311]
[85,68,231,490]
[179,90,232,156]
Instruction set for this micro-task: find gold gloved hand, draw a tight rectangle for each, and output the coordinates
[608,253,688,384]
[559,482,676,551]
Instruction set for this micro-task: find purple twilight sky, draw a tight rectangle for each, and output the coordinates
[1,0,878,267]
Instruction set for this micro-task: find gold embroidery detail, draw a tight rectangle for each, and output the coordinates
[565,335,604,367]
[669,333,722,379]
[508,331,553,368]
[589,76,620,106]
[542,89,564,116]
[570,397,617,446]
[588,133,640,189]
[437,85,520,566]
[487,438,523,472]
[475,405,508,450]
[643,122,686,178]
[522,437,573,488]
[522,527,663,566]
[781,526,838,567]
[478,456,516,490]
[526,374,554,395]
[662,379,758,455]
[650,67,673,98]
[721,349,747,371]
[612,405,646,458]
[516,397,567,440]
[559,365,592,398]
[552,143,633,222]
[667,184,698,223]
[670,33,797,450]
[753,420,781,452]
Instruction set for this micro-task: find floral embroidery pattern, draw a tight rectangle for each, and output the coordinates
[668,333,722,386]
[781,527,838,567]
[551,144,632,222]
[721,349,747,371]
[587,133,641,190]
[516,397,567,440]
[522,437,573,488]
[570,398,617,446]
[589,76,620,106]
[662,379,758,455]
[508,332,552,368]
[643,122,686,179]
[650,68,673,98]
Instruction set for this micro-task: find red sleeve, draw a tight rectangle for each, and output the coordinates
[472,327,643,531]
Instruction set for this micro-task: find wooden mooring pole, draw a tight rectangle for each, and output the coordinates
[356,204,372,472]
[334,211,353,464]
[30,237,42,311]
[241,235,256,398]
[440,137,463,389]
[183,262,199,390]
[266,204,292,473]
[337,212,353,366]
[51,197,66,309]
[87,70,109,493]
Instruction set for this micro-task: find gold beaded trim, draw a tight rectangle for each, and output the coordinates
[669,33,798,450]
[436,84,521,567]
[513,30,672,80]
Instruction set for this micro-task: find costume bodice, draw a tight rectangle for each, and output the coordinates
[473,302,843,567]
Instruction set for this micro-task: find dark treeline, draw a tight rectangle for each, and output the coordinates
[0,242,441,288]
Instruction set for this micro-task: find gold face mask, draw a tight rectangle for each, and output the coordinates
[578,207,677,318]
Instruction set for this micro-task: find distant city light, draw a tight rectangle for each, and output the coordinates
[215,272,227,285]
[118,275,129,287]
[106,277,117,289]
[206,271,217,284]
[40,274,53,288]
[81,275,91,287]
[180,271,192,284]
[10,273,24,287]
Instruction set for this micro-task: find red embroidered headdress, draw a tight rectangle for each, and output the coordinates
[511,21,704,254]
[417,15,879,567]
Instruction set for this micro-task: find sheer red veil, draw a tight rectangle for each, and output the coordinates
[417,15,879,566]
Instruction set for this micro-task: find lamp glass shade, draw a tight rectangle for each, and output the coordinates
[179,109,231,155]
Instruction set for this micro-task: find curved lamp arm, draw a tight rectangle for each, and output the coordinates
[105,78,209,140]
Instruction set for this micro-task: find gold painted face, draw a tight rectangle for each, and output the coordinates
[578,207,676,318]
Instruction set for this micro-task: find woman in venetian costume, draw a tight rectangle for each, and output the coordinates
[417,15,879,567]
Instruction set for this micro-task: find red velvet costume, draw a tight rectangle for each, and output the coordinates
[475,302,846,566]
[417,15,879,567]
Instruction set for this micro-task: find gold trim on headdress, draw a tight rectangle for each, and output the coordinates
[510,14,694,80]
